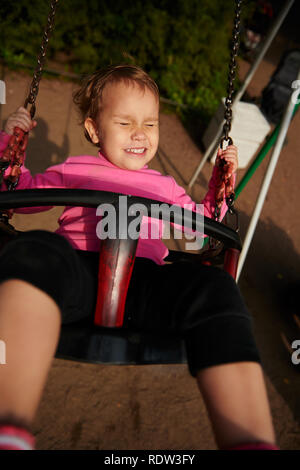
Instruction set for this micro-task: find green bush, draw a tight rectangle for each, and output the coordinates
[0,0,253,123]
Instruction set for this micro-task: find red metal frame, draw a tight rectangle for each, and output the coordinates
[94,237,138,328]
[223,248,240,280]
[94,240,241,329]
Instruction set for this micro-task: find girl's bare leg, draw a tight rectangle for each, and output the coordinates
[0,279,61,426]
[196,362,276,449]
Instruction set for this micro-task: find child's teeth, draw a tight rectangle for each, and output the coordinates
[126,148,145,154]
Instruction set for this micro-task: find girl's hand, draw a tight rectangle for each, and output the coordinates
[215,144,238,174]
[4,107,37,135]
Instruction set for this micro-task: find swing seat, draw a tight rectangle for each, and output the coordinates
[0,188,242,366]
[57,321,187,366]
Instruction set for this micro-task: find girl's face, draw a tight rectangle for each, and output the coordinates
[85,81,159,171]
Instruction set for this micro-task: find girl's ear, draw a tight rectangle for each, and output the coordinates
[84,118,100,144]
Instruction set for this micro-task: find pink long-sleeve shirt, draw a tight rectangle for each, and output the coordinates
[0,131,233,264]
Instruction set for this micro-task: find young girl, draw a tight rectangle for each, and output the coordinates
[0,65,278,450]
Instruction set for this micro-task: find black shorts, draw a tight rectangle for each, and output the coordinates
[0,230,261,375]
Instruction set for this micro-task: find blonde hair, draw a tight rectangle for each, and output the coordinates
[73,64,159,146]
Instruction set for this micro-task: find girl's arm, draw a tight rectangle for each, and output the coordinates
[168,146,238,249]
[0,110,66,214]
[172,145,238,220]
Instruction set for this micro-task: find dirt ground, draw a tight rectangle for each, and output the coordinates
[0,32,300,451]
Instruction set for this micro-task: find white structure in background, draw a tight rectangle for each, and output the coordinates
[202,99,271,169]
[236,68,300,281]
[0,340,6,365]
[0,80,6,104]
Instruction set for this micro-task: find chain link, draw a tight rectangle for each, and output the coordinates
[24,0,59,119]
[210,0,242,251]
[222,0,242,143]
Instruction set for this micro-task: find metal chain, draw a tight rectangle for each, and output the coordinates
[218,0,242,217]
[222,0,243,144]
[0,0,59,224]
[24,0,59,119]
[210,0,242,249]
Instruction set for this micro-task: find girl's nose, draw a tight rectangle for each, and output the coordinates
[132,127,146,140]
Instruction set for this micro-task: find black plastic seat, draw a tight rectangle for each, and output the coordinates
[0,188,241,366]
[57,320,187,365]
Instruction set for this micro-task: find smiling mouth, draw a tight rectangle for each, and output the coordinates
[125,147,147,155]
